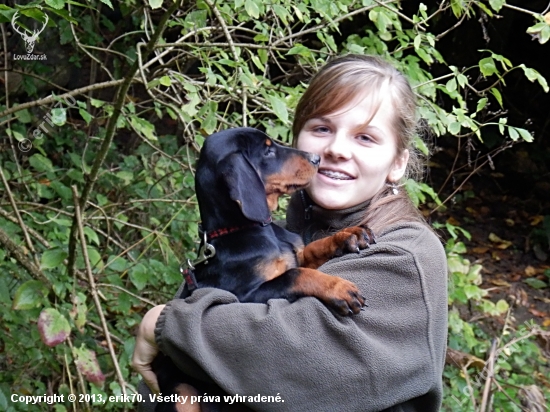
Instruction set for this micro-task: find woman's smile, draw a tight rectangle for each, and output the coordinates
[318,167,355,181]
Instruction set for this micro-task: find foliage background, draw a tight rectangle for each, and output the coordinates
[0,0,549,410]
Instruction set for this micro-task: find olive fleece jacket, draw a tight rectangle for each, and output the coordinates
[138,193,448,412]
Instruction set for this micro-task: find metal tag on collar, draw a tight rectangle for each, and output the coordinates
[179,232,216,274]
[193,231,216,266]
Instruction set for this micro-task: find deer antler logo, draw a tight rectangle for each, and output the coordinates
[11,10,49,54]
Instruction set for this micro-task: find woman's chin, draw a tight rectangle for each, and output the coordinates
[307,189,353,210]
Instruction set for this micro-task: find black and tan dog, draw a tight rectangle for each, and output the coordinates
[153,127,374,412]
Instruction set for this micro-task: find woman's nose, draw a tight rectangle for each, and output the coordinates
[324,132,351,160]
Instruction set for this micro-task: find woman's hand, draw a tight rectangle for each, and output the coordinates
[131,304,166,394]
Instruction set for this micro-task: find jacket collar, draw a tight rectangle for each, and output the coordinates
[286,190,370,244]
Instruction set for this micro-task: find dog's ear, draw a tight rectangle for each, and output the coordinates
[218,153,271,223]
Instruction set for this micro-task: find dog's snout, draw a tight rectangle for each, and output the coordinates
[307,153,321,166]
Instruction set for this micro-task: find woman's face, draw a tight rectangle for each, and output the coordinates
[296,92,409,210]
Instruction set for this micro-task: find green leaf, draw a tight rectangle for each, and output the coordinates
[523,278,548,289]
[479,57,497,77]
[449,122,461,135]
[287,44,311,57]
[490,88,503,107]
[413,34,422,50]
[148,0,163,9]
[445,77,457,93]
[13,280,48,310]
[99,0,114,9]
[245,0,260,19]
[72,292,87,331]
[515,127,534,143]
[129,117,157,141]
[250,53,264,71]
[29,153,54,173]
[201,108,217,135]
[86,247,103,269]
[15,108,32,123]
[106,256,129,272]
[129,263,149,290]
[51,108,67,126]
[84,227,100,246]
[272,4,291,25]
[495,299,509,314]
[488,0,504,12]
[527,22,550,45]
[41,248,68,269]
[38,308,71,347]
[45,0,65,10]
[116,170,133,185]
[413,135,429,156]
[74,345,105,384]
[90,98,105,108]
[508,127,519,141]
[159,75,171,86]
[450,0,464,17]
[476,97,488,112]
[520,64,549,92]
[79,108,93,125]
[268,95,289,124]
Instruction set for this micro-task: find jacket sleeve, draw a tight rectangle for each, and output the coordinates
[154,223,448,412]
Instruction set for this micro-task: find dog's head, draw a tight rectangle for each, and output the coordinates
[196,127,320,225]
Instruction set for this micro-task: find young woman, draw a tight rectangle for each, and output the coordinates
[133,54,448,411]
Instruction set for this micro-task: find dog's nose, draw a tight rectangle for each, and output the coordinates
[307,153,321,166]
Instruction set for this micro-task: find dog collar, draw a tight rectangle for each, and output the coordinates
[206,216,273,240]
[181,217,272,291]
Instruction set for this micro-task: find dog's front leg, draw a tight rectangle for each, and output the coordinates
[296,226,375,269]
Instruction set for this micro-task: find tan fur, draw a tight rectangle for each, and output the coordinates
[254,252,296,281]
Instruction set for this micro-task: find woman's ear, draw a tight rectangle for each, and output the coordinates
[388,149,409,182]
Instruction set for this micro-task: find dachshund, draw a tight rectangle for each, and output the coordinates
[152,127,374,412]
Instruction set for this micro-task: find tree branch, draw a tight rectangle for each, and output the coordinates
[0,79,125,120]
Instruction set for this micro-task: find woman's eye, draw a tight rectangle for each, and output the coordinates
[358,134,373,143]
[313,126,330,134]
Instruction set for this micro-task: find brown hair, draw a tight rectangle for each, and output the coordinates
[292,54,428,233]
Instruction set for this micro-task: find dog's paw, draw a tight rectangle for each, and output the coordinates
[324,277,366,316]
[331,226,376,257]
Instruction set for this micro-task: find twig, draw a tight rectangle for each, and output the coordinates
[480,339,498,412]
[0,166,39,267]
[0,226,48,283]
[502,3,543,18]
[97,283,157,307]
[0,79,125,119]
[86,320,125,345]
[72,186,127,397]
[461,364,477,409]
[0,207,51,248]
[66,337,91,412]
[63,352,77,412]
